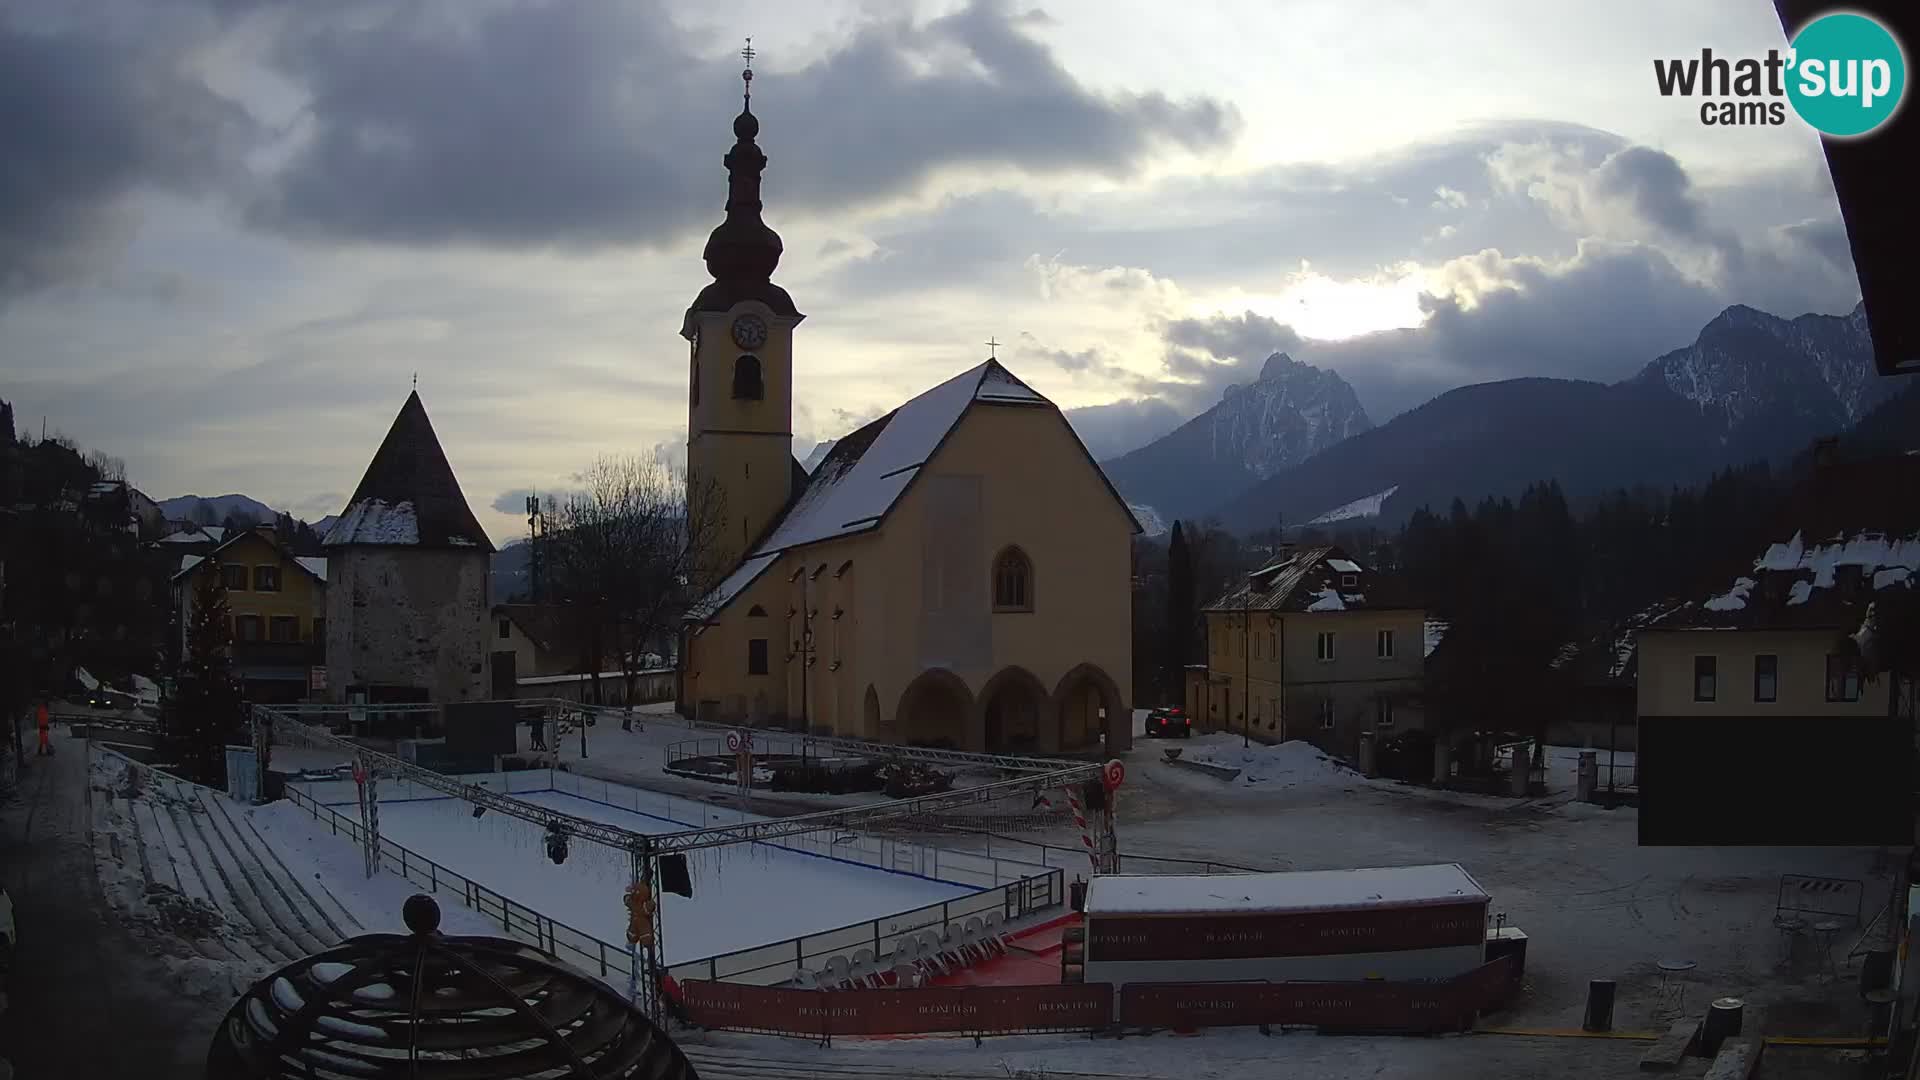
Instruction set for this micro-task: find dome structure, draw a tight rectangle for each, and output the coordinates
[207,895,698,1080]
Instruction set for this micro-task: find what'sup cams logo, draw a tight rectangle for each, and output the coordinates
[1655,11,1907,137]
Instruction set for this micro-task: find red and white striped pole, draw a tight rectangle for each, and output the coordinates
[1066,784,1098,873]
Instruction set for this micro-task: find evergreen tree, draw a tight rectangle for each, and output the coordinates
[1165,521,1193,702]
[170,561,245,786]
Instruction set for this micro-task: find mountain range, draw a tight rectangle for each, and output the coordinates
[1108,301,1897,533]
[1101,352,1373,526]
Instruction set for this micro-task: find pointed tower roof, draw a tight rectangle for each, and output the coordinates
[683,41,802,336]
[324,391,494,552]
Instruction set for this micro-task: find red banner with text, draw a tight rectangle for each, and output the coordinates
[679,981,1114,1036]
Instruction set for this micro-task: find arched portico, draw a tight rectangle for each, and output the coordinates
[975,666,1053,754]
[895,669,972,749]
[1052,663,1130,753]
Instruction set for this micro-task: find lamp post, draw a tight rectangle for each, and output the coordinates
[787,567,814,733]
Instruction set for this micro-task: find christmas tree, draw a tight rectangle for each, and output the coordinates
[170,560,245,786]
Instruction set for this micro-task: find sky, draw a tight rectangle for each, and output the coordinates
[0,0,1865,546]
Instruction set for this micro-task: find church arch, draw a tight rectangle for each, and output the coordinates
[895,669,972,749]
[1052,663,1129,753]
[991,546,1034,612]
[976,665,1053,754]
[732,354,764,400]
[747,604,767,617]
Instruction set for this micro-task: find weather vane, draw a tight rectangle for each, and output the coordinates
[741,37,755,105]
[985,337,1001,359]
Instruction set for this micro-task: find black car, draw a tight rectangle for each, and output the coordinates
[1144,707,1191,738]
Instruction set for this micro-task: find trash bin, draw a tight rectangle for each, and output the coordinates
[1703,997,1743,1055]
[1584,979,1615,1032]
[1069,879,1088,912]
[1862,947,1896,995]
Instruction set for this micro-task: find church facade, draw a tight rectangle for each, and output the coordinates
[677,69,1135,755]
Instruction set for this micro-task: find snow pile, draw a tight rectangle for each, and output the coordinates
[1755,530,1920,587]
[1306,485,1400,526]
[1424,619,1448,658]
[1703,576,1755,611]
[1305,587,1345,612]
[1184,740,1358,790]
[295,556,328,581]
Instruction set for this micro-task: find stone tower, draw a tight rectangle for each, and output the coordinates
[682,53,804,574]
[323,391,495,704]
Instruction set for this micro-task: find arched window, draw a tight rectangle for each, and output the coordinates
[992,546,1033,612]
[747,604,767,617]
[732,354,763,400]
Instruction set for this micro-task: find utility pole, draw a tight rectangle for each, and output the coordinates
[525,494,544,603]
[1242,589,1251,749]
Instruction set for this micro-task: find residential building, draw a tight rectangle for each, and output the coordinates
[1195,545,1426,758]
[323,391,495,705]
[1638,529,1916,720]
[677,78,1135,753]
[173,526,328,702]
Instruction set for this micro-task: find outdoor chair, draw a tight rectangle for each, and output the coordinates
[982,911,1011,954]
[821,954,854,990]
[939,924,970,968]
[890,935,920,970]
[792,968,821,991]
[916,931,951,974]
[891,961,921,989]
[960,917,990,961]
[847,957,881,989]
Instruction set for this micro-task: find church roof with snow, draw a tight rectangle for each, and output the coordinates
[324,391,494,552]
[688,358,1135,620]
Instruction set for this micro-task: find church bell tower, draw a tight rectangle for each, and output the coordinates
[683,39,803,572]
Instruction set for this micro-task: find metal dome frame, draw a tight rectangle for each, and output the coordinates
[206,895,699,1080]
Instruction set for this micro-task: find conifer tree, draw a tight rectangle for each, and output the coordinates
[171,561,245,785]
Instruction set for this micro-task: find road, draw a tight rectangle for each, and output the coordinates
[0,737,222,1079]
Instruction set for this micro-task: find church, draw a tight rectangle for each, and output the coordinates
[677,59,1137,755]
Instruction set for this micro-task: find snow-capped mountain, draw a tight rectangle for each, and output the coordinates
[1631,301,1888,441]
[1103,353,1372,525]
[157,493,280,526]
[1128,503,1168,538]
[800,439,837,474]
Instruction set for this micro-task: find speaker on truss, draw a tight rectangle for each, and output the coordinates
[660,853,693,898]
[1083,779,1108,812]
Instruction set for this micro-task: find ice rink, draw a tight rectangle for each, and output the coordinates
[350,786,979,965]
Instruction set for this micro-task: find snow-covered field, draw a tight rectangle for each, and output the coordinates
[330,786,979,965]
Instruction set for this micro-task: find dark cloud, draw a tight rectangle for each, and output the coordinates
[1063,398,1182,461]
[0,7,253,300]
[1589,146,1708,239]
[247,0,1237,249]
[491,489,539,515]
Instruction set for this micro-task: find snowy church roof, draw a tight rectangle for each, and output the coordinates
[687,358,1133,620]
[324,391,493,552]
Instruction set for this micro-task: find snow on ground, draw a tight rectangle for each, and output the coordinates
[1306,484,1400,526]
[1178,737,1360,793]
[245,800,512,938]
[353,788,975,964]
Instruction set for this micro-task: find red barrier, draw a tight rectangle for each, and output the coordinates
[1087,901,1487,962]
[679,980,1114,1037]
[1117,956,1514,1032]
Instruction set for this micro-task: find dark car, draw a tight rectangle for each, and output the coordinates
[1144,707,1191,738]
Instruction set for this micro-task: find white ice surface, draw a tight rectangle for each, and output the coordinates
[351,790,975,964]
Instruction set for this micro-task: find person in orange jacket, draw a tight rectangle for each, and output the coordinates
[35,700,51,757]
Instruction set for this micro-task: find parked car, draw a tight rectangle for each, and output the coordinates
[1144,707,1192,739]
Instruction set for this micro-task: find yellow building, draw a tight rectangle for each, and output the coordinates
[173,526,328,702]
[1196,546,1426,757]
[677,76,1137,754]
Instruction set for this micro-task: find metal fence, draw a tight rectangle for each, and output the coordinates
[282,768,1066,987]
[917,830,1270,877]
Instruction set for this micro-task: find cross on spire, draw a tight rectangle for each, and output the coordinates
[412,372,418,390]
[741,37,755,106]
[985,337,1001,359]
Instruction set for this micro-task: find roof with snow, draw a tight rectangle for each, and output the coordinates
[1652,529,1919,632]
[1203,545,1417,614]
[324,391,493,552]
[687,358,1136,620]
[157,525,227,545]
[171,531,328,584]
[1085,863,1487,916]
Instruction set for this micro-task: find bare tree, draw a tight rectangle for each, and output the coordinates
[544,456,727,734]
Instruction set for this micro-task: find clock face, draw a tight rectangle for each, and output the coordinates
[731,314,768,349]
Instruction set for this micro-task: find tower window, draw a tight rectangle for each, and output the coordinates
[732,354,764,400]
[992,546,1033,612]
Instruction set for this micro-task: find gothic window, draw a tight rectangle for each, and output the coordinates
[732,354,763,400]
[992,546,1033,612]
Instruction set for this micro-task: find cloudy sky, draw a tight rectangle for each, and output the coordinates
[1,0,1863,545]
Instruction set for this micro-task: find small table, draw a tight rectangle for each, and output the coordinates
[1656,960,1697,1018]
[1812,920,1845,982]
